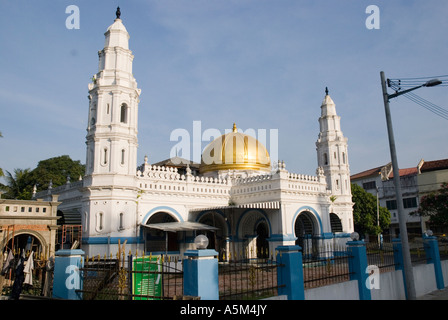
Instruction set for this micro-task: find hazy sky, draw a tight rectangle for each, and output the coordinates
[0,0,447,181]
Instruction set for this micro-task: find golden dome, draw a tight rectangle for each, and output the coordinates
[199,123,271,174]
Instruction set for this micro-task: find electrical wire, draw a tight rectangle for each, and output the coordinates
[389,76,448,88]
[387,77,448,120]
[402,92,448,120]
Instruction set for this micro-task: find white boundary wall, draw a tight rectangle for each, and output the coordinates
[305,261,448,300]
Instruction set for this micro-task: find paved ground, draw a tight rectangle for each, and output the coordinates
[418,287,448,300]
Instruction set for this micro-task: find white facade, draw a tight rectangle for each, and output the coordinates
[37,13,354,258]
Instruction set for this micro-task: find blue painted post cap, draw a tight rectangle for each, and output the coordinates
[346,240,366,247]
[276,245,301,252]
[55,249,85,256]
[184,249,218,258]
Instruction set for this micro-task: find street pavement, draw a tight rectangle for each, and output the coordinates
[418,287,448,300]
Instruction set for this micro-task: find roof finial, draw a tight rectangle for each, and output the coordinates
[116,6,121,19]
[325,87,329,96]
[233,123,237,133]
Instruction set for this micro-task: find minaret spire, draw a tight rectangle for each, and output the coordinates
[85,14,140,177]
[315,90,353,233]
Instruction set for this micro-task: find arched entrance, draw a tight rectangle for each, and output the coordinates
[197,211,228,258]
[256,221,269,258]
[238,210,271,259]
[294,211,319,258]
[145,212,179,253]
[3,233,46,258]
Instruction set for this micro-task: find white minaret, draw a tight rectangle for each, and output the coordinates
[316,88,353,233]
[82,8,141,256]
[85,7,141,181]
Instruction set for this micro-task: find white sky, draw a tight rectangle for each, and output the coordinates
[0,0,447,180]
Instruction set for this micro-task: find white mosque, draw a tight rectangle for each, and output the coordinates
[37,9,354,259]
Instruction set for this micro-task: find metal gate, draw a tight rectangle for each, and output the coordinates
[78,253,183,300]
[218,251,283,300]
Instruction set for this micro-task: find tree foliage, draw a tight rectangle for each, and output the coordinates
[412,182,448,229]
[0,155,85,200]
[0,168,33,200]
[351,183,391,237]
[28,155,85,192]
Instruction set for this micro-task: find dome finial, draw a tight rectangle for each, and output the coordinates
[116,6,121,19]
[233,123,237,133]
[325,87,329,96]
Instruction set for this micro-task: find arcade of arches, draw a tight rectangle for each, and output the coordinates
[144,209,273,260]
[143,209,344,260]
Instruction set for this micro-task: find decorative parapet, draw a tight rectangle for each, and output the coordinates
[233,174,273,185]
[136,165,232,197]
[287,172,327,194]
[137,164,181,180]
[34,180,84,200]
[137,164,231,185]
[288,173,319,182]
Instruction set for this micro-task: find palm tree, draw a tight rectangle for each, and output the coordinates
[0,168,33,199]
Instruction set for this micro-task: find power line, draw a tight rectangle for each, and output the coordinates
[387,78,448,120]
[388,77,448,88]
[403,92,448,120]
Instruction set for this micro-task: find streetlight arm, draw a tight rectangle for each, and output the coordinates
[388,85,423,100]
[387,78,441,100]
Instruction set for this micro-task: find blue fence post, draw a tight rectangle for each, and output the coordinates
[276,245,304,300]
[392,238,403,271]
[346,240,371,300]
[423,234,445,290]
[183,249,219,300]
[392,238,408,299]
[52,249,85,300]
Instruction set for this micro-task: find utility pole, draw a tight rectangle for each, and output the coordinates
[380,71,417,300]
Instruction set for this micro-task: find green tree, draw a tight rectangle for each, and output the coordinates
[0,155,85,200]
[411,182,448,229]
[28,155,85,193]
[351,183,391,237]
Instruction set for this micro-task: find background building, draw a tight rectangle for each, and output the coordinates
[0,196,60,258]
[351,158,448,237]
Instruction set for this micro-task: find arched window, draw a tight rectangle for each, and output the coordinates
[119,212,124,230]
[121,149,126,165]
[330,213,343,233]
[120,104,128,123]
[324,153,328,165]
[103,148,108,165]
[97,212,104,231]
